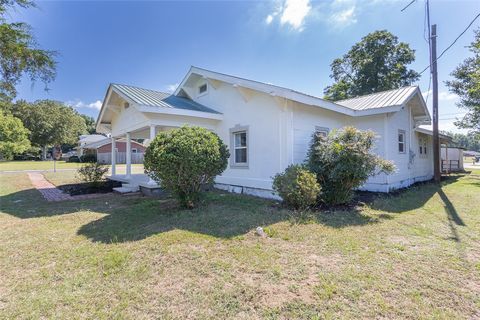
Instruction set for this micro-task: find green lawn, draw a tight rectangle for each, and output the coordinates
[0,161,145,173]
[0,160,82,171]
[0,171,479,319]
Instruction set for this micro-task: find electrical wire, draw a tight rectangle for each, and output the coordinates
[401,0,417,12]
[419,12,480,75]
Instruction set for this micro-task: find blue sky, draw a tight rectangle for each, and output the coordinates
[8,0,480,133]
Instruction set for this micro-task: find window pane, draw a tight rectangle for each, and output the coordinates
[399,143,404,153]
[235,132,246,147]
[199,84,207,94]
[235,148,247,163]
[398,133,404,142]
[419,146,422,154]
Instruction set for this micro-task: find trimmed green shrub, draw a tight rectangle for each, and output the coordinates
[77,162,109,187]
[80,153,96,163]
[144,126,229,209]
[67,155,80,163]
[307,126,395,205]
[272,164,320,210]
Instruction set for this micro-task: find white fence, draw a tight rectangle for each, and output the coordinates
[97,152,144,164]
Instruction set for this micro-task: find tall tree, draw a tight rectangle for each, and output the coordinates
[446,29,480,133]
[0,0,56,102]
[12,100,87,159]
[80,114,97,134]
[0,110,30,159]
[324,30,420,101]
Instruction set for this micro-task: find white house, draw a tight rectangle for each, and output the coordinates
[96,66,446,197]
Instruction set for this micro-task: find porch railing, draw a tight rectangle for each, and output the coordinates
[97,152,144,165]
[441,160,460,173]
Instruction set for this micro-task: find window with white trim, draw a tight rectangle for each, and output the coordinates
[132,148,137,154]
[230,125,249,168]
[234,131,247,164]
[398,130,406,153]
[419,137,427,158]
[315,126,330,138]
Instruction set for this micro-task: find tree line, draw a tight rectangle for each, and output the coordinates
[0,100,96,160]
[0,0,96,160]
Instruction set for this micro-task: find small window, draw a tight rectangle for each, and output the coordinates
[315,126,329,138]
[418,137,428,158]
[198,83,207,95]
[131,148,137,154]
[398,130,406,153]
[234,131,247,164]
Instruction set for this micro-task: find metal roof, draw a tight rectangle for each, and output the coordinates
[336,86,419,111]
[111,83,221,114]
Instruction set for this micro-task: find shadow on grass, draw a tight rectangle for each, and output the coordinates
[1,173,469,243]
[370,175,461,213]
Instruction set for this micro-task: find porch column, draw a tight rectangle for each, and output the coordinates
[147,125,157,185]
[111,137,116,175]
[149,125,156,145]
[126,132,132,178]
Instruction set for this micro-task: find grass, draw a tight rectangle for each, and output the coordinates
[0,170,479,319]
[0,160,145,173]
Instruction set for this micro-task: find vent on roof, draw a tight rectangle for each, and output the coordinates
[124,102,130,109]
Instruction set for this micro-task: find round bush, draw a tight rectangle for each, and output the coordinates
[272,164,320,210]
[307,126,395,205]
[144,126,229,208]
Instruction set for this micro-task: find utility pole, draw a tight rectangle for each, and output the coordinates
[431,24,441,183]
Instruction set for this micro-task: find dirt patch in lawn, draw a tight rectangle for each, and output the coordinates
[57,180,122,196]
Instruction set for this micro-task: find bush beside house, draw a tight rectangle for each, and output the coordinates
[272,165,320,210]
[144,126,229,209]
[307,126,395,205]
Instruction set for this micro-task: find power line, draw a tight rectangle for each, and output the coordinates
[419,12,480,75]
[401,0,417,12]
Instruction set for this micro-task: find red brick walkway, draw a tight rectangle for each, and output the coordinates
[27,172,108,202]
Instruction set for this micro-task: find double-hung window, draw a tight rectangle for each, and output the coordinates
[234,131,247,164]
[230,125,249,168]
[419,137,427,158]
[315,126,329,138]
[398,130,406,153]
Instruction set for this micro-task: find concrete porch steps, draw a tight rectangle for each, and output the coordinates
[113,182,140,194]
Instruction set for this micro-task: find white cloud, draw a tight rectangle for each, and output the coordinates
[280,0,311,31]
[330,6,357,27]
[422,90,459,101]
[265,0,311,31]
[265,14,274,24]
[165,83,179,93]
[68,100,102,110]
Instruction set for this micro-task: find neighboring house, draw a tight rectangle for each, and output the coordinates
[96,66,449,197]
[77,134,107,156]
[81,138,146,164]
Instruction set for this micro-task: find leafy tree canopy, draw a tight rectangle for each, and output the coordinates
[0,110,30,159]
[11,100,87,157]
[0,0,56,102]
[324,30,419,101]
[80,114,97,134]
[446,29,480,133]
